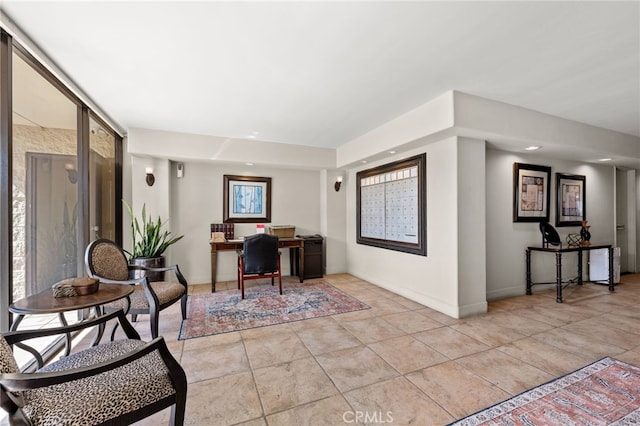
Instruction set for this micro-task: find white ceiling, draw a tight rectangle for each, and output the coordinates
[0,1,638,152]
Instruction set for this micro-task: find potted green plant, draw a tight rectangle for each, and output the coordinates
[123,200,184,281]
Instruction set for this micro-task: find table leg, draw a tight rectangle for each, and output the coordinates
[92,305,106,346]
[108,297,132,341]
[10,314,44,367]
[608,247,615,292]
[526,249,532,295]
[57,312,71,356]
[299,244,304,283]
[577,249,583,285]
[289,247,296,276]
[555,252,563,303]
[211,248,218,292]
[10,314,24,331]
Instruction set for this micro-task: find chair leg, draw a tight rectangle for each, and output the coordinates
[171,399,186,426]
[241,276,245,299]
[278,257,283,294]
[131,314,138,322]
[149,306,160,339]
[169,366,187,426]
[180,293,187,320]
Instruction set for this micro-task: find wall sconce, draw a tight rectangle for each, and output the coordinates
[334,176,343,192]
[145,167,155,186]
[64,162,78,184]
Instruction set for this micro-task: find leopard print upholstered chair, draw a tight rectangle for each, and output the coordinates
[84,238,188,339]
[0,309,187,425]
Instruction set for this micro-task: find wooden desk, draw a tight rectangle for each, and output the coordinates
[210,237,305,292]
[526,244,614,303]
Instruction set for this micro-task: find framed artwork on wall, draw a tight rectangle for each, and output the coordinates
[223,175,272,223]
[556,173,585,227]
[513,162,551,222]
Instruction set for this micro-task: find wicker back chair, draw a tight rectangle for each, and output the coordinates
[85,238,188,339]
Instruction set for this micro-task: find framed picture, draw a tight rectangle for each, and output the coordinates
[556,173,585,227]
[513,162,551,222]
[223,175,271,223]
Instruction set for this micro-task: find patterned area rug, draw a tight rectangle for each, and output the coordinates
[450,357,640,425]
[179,281,370,340]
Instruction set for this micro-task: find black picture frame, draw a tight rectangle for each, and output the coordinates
[223,175,272,223]
[556,173,586,227]
[513,162,551,223]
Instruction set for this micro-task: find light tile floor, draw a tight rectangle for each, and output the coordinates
[29,274,640,425]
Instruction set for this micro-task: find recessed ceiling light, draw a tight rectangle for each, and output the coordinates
[361,160,367,164]
[389,150,396,154]
[597,158,612,162]
[247,135,256,139]
[245,162,253,166]
[525,146,541,151]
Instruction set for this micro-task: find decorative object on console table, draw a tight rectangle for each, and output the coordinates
[567,233,581,247]
[539,222,561,248]
[580,220,591,245]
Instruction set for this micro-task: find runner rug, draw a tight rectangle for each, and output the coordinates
[179,281,370,340]
[450,357,640,425]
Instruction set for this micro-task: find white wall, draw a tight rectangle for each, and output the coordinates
[322,169,348,274]
[620,169,637,273]
[168,161,323,284]
[637,172,640,270]
[485,148,616,300]
[457,137,487,315]
[126,128,343,284]
[347,137,487,318]
[337,91,455,168]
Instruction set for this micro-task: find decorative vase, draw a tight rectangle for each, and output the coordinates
[580,220,591,246]
[130,256,166,282]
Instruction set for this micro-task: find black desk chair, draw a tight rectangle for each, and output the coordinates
[237,234,282,299]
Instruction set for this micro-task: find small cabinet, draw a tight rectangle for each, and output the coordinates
[297,235,324,279]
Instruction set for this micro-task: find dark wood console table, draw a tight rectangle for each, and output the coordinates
[526,243,614,303]
[210,237,305,292]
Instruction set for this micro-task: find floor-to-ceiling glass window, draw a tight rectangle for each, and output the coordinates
[12,51,79,299]
[89,115,117,242]
[1,29,122,334]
